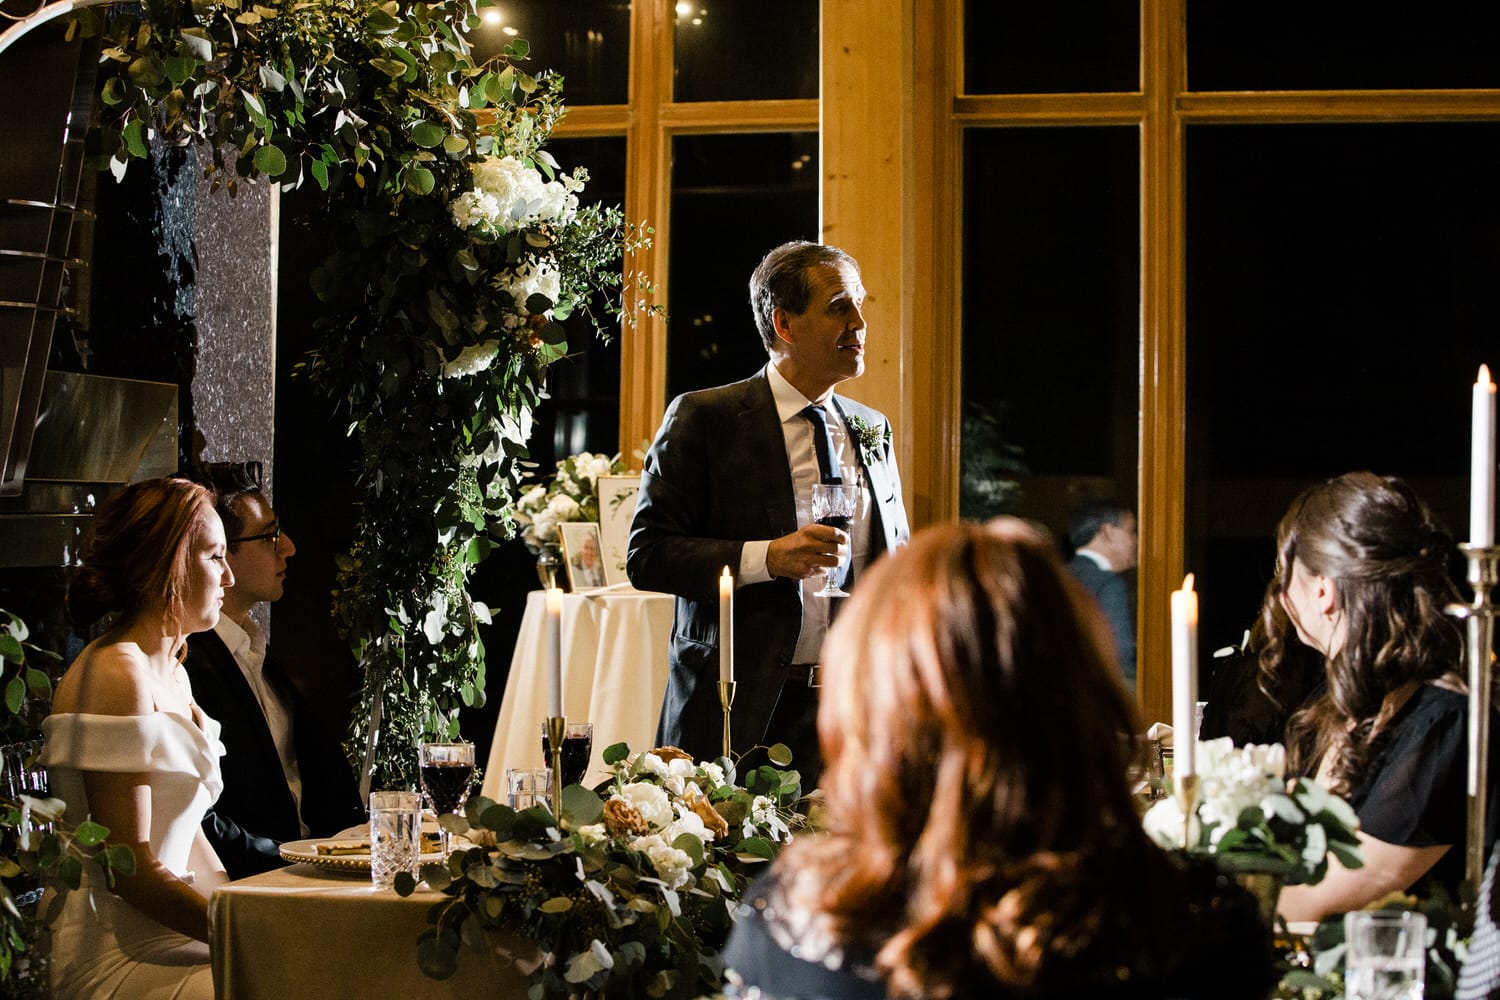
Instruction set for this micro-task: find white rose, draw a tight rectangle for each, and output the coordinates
[1142,796,1201,849]
[665,803,714,843]
[547,493,582,521]
[618,782,673,831]
[638,753,669,780]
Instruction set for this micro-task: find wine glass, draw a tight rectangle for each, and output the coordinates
[418,741,475,856]
[810,482,858,598]
[539,721,594,787]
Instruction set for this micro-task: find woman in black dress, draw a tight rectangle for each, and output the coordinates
[722,520,1274,1000]
[1270,472,1494,921]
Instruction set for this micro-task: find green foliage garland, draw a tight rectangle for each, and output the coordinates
[69,0,653,786]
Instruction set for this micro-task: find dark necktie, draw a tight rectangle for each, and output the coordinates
[801,405,841,484]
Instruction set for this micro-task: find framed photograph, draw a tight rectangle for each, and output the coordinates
[596,473,641,587]
[560,521,608,592]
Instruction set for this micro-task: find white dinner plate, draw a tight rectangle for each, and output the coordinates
[279,836,445,874]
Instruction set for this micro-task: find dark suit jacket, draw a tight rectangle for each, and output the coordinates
[184,629,364,879]
[627,368,910,762]
[1067,554,1136,689]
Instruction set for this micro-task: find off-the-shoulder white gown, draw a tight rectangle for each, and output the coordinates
[40,709,226,999]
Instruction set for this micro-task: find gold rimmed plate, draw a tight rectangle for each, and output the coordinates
[279,837,444,874]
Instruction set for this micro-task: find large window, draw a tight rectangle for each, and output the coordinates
[950,0,1500,721]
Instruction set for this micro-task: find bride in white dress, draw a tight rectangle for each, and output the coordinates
[41,477,235,999]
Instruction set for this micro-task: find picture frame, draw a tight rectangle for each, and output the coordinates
[596,473,641,587]
[559,521,608,592]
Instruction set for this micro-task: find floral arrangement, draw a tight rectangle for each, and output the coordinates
[845,414,891,468]
[514,452,626,554]
[1143,738,1363,886]
[399,743,807,999]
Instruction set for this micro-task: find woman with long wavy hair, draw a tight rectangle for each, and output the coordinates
[723,520,1273,1000]
[1270,472,1493,921]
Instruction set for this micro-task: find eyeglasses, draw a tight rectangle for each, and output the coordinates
[230,526,281,549]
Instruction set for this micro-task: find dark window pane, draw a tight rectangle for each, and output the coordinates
[965,1,1138,94]
[674,2,817,102]
[666,133,818,399]
[467,1,630,106]
[541,137,628,463]
[1189,3,1500,91]
[1185,123,1500,653]
[960,127,1139,531]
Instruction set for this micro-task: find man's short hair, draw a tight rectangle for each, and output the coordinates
[748,241,859,353]
[182,461,264,546]
[1068,498,1132,550]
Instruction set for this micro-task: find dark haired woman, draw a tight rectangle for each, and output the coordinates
[723,520,1274,1000]
[41,477,234,999]
[1270,472,1496,921]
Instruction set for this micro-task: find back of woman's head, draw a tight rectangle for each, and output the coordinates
[800,519,1156,994]
[1263,472,1461,778]
[68,478,214,635]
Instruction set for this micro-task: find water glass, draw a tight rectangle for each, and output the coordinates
[1344,910,1425,1000]
[369,790,421,889]
[506,767,552,812]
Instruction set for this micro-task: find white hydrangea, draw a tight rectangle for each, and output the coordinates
[629,834,693,889]
[494,258,561,310]
[573,452,615,487]
[451,155,582,235]
[1196,737,1285,845]
[517,484,548,513]
[616,782,672,831]
[440,339,501,378]
[530,506,561,545]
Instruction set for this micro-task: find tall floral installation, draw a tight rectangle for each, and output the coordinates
[67,0,654,786]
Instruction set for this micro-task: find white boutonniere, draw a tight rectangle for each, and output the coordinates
[846,415,891,468]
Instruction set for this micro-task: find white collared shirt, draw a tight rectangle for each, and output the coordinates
[1075,547,1114,572]
[214,614,308,836]
[738,362,874,663]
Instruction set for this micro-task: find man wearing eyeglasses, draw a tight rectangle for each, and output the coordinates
[183,463,364,878]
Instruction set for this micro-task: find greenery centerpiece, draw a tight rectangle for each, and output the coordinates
[400,743,806,999]
[1142,738,1363,907]
[67,0,656,787]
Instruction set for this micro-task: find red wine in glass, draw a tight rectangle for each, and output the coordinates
[540,722,593,786]
[817,514,852,531]
[419,761,475,816]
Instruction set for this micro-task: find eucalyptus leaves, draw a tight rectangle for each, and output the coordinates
[71,0,654,786]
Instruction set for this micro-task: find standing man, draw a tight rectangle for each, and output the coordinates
[627,241,910,788]
[1066,498,1138,690]
[183,463,364,878]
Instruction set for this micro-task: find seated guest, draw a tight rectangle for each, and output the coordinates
[42,478,229,998]
[1274,472,1498,921]
[183,462,363,878]
[723,520,1274,1000]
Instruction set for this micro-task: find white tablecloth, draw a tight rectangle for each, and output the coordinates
[210,863,530,998]
[481,588,674,799]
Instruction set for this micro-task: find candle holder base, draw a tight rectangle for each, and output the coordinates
[545,715,566,824]
[718,681,737,761]
[1447,543,1498,900]
[1175,773,1201,851]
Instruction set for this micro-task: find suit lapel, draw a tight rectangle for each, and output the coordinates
[831,397,895,553]
[743,373,799,536]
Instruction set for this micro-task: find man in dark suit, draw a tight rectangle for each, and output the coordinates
[1066,498,1138,690]
[627,242,910,789]
[184,463,363,878]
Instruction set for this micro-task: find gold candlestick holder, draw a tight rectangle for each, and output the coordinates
[545,714,567,824]
[718,680,737,760]
[1175,773,1201,851]
[1447,543,1498,901]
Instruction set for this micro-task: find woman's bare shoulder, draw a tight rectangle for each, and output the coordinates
[53,640,155,716]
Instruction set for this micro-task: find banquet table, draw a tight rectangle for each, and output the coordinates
[210,862,531,999]
[481,587,675,800]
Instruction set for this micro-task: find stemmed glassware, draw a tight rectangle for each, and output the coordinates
[810,481,858,598]
[418,741,475,857]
